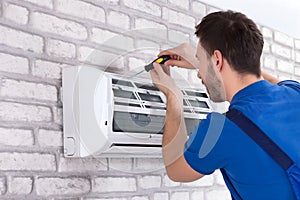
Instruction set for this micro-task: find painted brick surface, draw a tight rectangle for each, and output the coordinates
[3,3,29,25]
[0,127,33,146]
[31,12,88,40]
[0,0,299,199]
[0,152,56,171]
[0,52,29,74]
[8,177,33,194]
[0,25,43,53]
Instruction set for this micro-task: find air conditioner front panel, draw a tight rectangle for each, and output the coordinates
[63,66,213,157]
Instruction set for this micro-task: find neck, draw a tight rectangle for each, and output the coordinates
[226,73,263,102]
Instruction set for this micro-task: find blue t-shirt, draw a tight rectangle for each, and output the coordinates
[184,80,300,200]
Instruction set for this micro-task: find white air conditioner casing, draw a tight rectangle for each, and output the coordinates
[62,66,212,157]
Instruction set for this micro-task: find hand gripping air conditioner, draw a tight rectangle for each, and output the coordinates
[62,66,213,157]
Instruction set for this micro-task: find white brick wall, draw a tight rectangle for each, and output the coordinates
[8,177,33,194]
[93,177,137,192]
[1,79,58,101]
[0,0,298,199]
[3,3,29,25]
[162,8,195,29]
[36,177,90,195]
[31,12,88,40]
[56,0,105,23]
[0,52,29,74]
[0,102,52,122]
[123,0,161,17]
[0,25,43,53]
[0,152,56,171]
[0,127,33,146]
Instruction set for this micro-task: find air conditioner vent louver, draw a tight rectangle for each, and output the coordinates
[63,66,213,157]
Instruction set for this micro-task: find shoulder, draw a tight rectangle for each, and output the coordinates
[277,80,300,91]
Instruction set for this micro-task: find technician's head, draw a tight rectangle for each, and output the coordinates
[194,10,264,102]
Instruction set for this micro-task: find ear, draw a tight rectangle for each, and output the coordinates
[212,50,223,72]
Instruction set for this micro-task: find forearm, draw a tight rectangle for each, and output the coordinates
[261,71,281,84]
[162,94,188,167]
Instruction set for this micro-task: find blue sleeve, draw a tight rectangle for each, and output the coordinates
[278,80,300,91]
[184,112,227,175]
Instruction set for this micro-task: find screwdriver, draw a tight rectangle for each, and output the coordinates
[133,55,171,76]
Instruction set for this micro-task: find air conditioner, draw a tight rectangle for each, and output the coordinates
[62,65,212,157]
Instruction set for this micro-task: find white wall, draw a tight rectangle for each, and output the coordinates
[0,0,299,199]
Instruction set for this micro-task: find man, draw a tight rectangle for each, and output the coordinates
[150,11,299,199]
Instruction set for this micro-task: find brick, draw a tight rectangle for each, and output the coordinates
[91,30,134,51]
[296,51,300,63]
[78,46,124,70]
[0,127,33,146]
[23,0,53,9]
[206,189,231,200]
[107,11,130,30]
[93,177,136,192]
[56,0,105,23]
[295,66,300,76]
[135,18,166,30]
[0,52,29,74]
[134,18,167,40]
[98,0,119,5]
[191,191,205,200]
[131,196,149,200]
[53,106,63,125]
[168,30,189,43]
[277,60,294,74]
[263,56,276,70]
[1,79,58,101]
[135,40,160,56]
[191,1,206,15]
[163,174,180,187]
[182,175,214,187]
[59,157,107,172]
[47,39,76,58]
[0,152,56,171]
[0,177,5,195]
[262,27,273,39]
[36,177,90,195]
[295,39,300,50]
[171,192,189,200]
[33,60,66,79]
[31,12,87,40]
[109,158,132,171]
[154,192,169,200]
[274,31,293,47]
[134,158,164,172]
[37,129,62,147]
[162,7,195,28]
[8,177,33,194]
[91,28,117,44]
[138,175,161,189]
[169,0,189,10]
[3,3,29,25]
[0,25,43,53]
[86,198,126,200]
[0,101,52,122]
[123,0,161,17]
[271,44,291,59]
[263,40,270,53]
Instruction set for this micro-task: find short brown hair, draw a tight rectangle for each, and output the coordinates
[195,11,263,77]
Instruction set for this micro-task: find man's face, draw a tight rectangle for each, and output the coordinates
[195,43,227,102]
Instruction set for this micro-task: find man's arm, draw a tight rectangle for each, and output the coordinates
[150,63,204,182]
[261,71,281,84]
